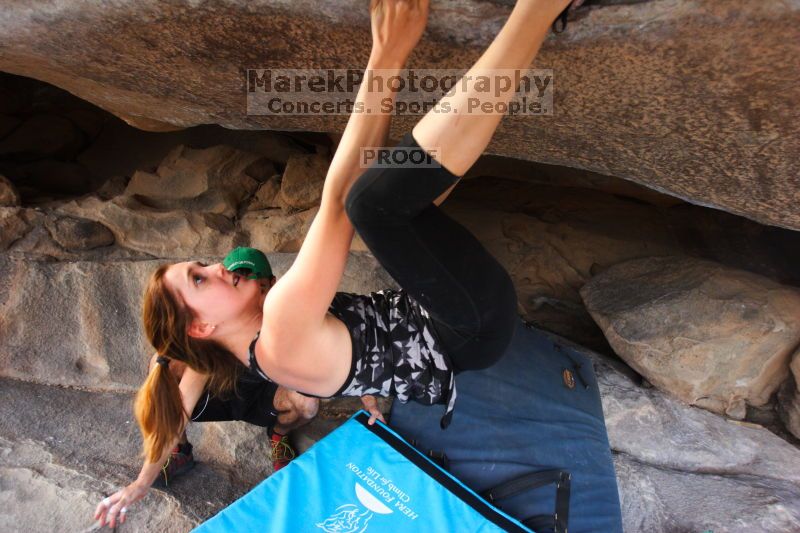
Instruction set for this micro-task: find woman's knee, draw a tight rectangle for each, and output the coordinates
[465,312,517,371]
[450,277,518,372]
[296,395,319,420]
[282,390,318,420]
[451,332,510,372]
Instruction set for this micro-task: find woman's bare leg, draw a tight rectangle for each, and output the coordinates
[413,0,572,179]
[343,1,575,386]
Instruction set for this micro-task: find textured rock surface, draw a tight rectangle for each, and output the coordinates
[0,253,395,391]
[125,144,263,218]
[778,352,800,440]
[0,174,19,206]
[552,331,800,532]
[0,205,146,261]
[242,206,321,254]
[279,153,329,209]
[613,456,799,533]
[44,215,115,251]
[0,258,163,390]
[1,0,798,229]
[444,179,800,351]
[581,256,800,419]
[247,174,282,211]
[191,422,273,483]
[0,206,100,259]
[0,207,27,249]
[0,378,252,532]
[56,194,238,258]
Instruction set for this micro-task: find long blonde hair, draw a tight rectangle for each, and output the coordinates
[135,263,242,462]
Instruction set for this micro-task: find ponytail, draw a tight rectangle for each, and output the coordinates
[139,263,243,464]
[134,357,185,463]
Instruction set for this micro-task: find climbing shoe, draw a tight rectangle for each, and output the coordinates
[269,432,296,472]
[152,441,196,488]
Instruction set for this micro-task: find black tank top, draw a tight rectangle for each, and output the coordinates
[249,289,456,428]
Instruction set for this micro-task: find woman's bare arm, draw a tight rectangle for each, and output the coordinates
[134,368,207,486]
[94,366,208,528]
[260,1,430,386]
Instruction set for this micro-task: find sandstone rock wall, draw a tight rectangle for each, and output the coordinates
[1,1,798,229]
[581,256,800,420]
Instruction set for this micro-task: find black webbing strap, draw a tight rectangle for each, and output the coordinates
[525,515,556,531]
[409,440,449,470]
[482,469,571,533]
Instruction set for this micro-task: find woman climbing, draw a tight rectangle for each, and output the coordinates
[95,0,581,527]
[248,0,580,422]
[93,249,319,529]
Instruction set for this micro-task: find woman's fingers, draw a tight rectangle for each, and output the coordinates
[107,505,118,528]
[367,408,386,425]
[96,482,147,526]
[107,500,125,529]
[95,493,117,524]
[361,395,385,425]
[93,502,104,520]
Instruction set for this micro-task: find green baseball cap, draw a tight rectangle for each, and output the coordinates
[223,247,273,280]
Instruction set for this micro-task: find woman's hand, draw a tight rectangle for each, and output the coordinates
[94,481,149,528]
[370,0,429,64]
[361,395,386,425]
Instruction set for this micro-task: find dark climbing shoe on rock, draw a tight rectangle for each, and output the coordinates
[151,442,196,488]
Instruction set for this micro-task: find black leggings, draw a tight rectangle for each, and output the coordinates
[345,131,518,372]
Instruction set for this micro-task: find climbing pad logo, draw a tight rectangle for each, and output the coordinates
[246,68,553,116]
[316,483,393,533]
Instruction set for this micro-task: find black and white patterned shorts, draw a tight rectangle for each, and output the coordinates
[329,289,457,426]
